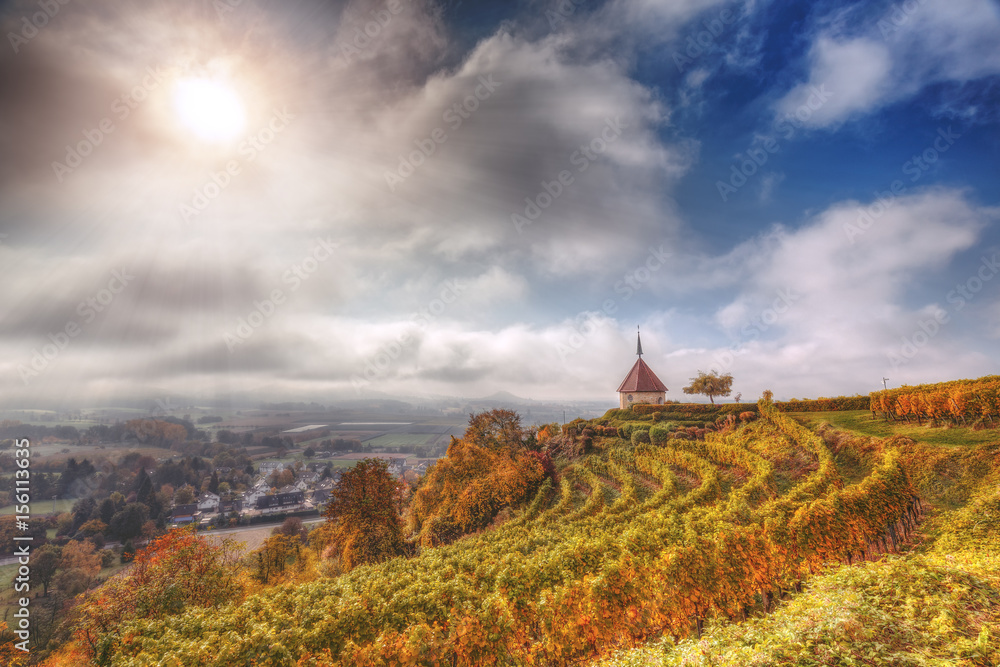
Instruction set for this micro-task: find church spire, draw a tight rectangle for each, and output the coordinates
[636,326,643,357]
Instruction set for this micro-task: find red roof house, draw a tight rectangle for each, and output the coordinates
[618,330,667,409]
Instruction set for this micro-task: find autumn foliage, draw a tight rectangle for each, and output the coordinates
[870,375,1000,426]
[122,418,188,444]
[62,527,244,665]
[322,457,407,571]
[408,409,548,546]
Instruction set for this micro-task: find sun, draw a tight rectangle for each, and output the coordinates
[172,78,247,143]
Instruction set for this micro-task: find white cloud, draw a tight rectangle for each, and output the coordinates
[2,188,993,405]
[776,36,892,128]
[776,0,1000,127]
[690,189,993,397]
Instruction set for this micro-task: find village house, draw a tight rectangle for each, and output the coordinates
[258,461,286,475]
[218,497,243,514]
[242,479,271,508]
[197,491,220,513]
[298,471,320,485]
[387,458,405,477]
[171,503,198,525]
[311,486,332,507]
[255,490,305,513]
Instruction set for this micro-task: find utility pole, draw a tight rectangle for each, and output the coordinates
[882,377,889,390]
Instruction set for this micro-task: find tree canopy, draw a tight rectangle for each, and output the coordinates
[322,458,406,571]
[463,408,529,451]
[682,370,734,404]
[407,409,548,547]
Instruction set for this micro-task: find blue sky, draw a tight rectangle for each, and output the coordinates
[0,0,997,406]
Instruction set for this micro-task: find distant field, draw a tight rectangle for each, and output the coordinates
[215,414,313,429]
[362,433,434,448]
[201,519,326,553]
[282,425,329,434]
[203,526,273,553]
[325,459,360,469]
[3,419,106,428]
[294,435,335,447]
[0,498,75,516]
[330,453,410,461]
[16,441,77,457]
[788,410,1000,447]
[0,562,19,608]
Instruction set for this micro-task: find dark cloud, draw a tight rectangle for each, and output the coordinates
[0,34,123,191]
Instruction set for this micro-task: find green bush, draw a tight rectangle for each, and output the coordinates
[617,422,651,439]
[648,424,673,444]
[630,427,651,445]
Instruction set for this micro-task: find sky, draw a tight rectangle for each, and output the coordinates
[0,0,998,408]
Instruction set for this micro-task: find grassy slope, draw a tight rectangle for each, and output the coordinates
[595,416,1000,667]
[788,410,1000,448]
[0,499,75,516]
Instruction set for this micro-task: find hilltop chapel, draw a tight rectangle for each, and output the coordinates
[617,330,668,409]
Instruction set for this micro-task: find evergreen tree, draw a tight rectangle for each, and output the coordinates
[98,497,116,525]
[135,468,154,504]
[57,458,80,497]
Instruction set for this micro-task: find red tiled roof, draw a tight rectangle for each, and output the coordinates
[617,358,668,393]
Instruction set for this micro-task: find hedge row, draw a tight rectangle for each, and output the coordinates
[619,396,869,418]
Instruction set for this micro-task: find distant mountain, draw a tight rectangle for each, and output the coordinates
[474,390,531,404]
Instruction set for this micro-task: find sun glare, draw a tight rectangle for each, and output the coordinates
[172,78,247,143]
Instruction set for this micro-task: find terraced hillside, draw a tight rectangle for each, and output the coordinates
[596,423,1000,666]
[57,397,944,667]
